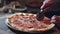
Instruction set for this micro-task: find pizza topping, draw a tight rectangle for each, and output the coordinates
[21,24,33,28]
[25,25,33,28]
[19,24,24,26]
[43,20,51,24]
[41,24,47,28]
[32,24,38,28]
[8,13,52,29]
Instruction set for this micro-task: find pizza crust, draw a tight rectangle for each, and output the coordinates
[8,22,55,32]
[7,13,55,32]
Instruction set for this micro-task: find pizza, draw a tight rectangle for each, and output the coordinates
[7,13,55,32]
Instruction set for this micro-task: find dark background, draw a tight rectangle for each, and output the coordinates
[2,0,60,18]
[45,0,60,18]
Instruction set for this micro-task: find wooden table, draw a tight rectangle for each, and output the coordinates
[0,14,60,34]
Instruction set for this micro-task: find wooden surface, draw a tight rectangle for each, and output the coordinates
[0,14,60,34]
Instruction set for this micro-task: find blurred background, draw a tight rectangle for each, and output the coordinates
[0,0,60,18]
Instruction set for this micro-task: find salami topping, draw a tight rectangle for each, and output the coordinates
[8,13,53,31]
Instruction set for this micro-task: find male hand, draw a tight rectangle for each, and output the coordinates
[51,15,60,28]
[41,0,55,11]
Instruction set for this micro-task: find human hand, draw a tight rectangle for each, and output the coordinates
[51,15,60,28]
[41,0,55,11]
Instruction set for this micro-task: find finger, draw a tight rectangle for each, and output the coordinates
[44,7,50,12]
[44,3,54,12]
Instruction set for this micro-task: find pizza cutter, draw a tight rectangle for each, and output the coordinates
[36,8,45,20]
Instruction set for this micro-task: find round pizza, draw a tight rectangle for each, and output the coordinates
[7,13,55,32]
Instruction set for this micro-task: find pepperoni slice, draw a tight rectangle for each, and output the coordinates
[32,21,39,29]
[26,25,33,28]
[23,16,28,19]
[23,24,33,28]
[14,20,24,27]
[43,20,51,24]
[33,24,39,29]
[41,24,47,28]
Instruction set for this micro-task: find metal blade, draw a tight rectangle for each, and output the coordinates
[36,8,44,20]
